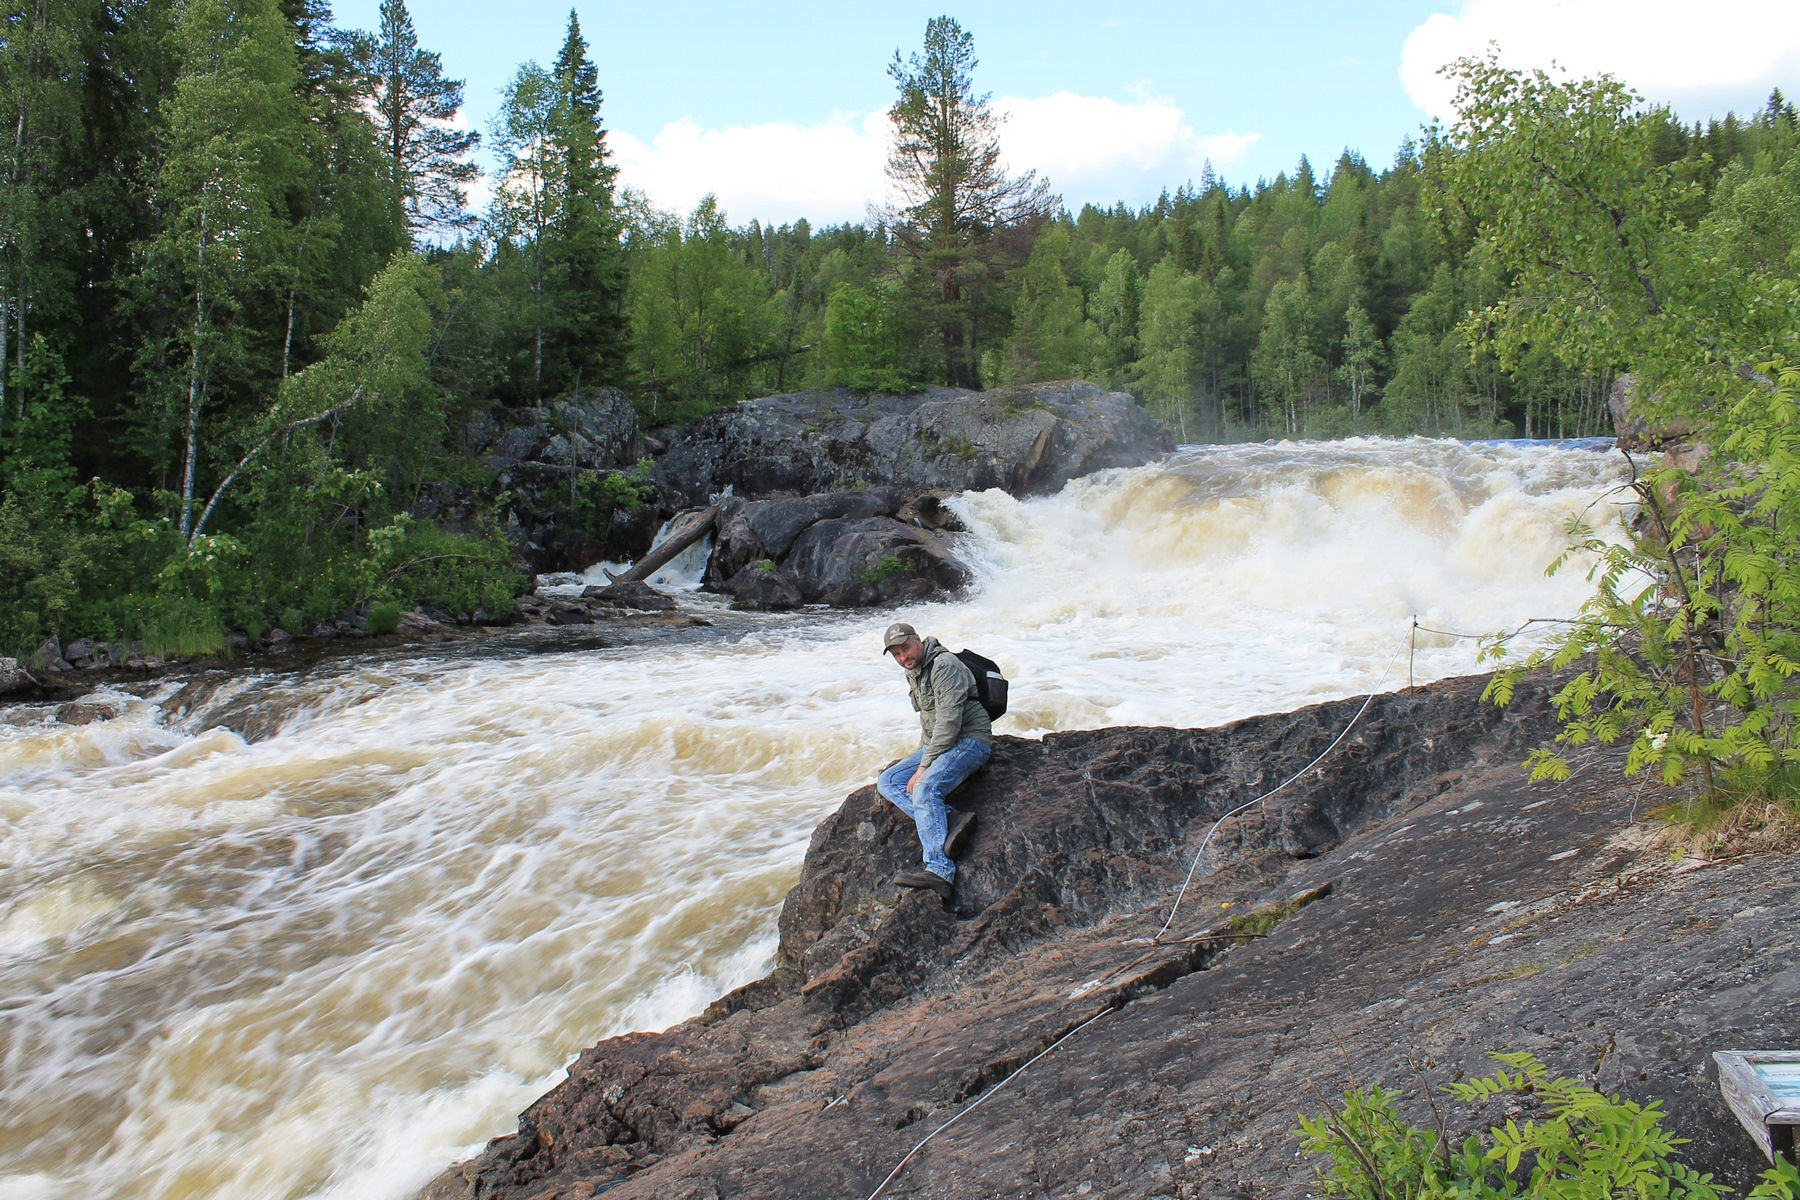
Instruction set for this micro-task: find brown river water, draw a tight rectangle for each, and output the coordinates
[0,437,1631,1199]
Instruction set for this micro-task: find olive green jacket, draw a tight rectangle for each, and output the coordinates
[907,637,993,768]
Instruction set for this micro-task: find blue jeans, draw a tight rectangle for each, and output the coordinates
[877,737,992,882]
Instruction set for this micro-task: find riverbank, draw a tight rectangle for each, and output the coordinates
[421,670,1797,1200]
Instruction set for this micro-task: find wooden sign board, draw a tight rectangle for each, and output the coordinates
[1714,1051,1800,1165]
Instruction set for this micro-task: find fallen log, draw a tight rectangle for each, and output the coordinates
[608,503,719,585]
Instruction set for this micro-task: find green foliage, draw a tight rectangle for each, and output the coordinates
[1488,360,1800,797]
[366,600,403,635]
[1297,1053,1728,1200]
[1445,59,1800,802]
[824,283,912,392]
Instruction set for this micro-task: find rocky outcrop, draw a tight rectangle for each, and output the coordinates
[704,487,971,610]
[419,388,661,574]
[1610,373,1699,455]
[0,657,34,698]
[656,380,1173,506]
[420,671,1800,1200]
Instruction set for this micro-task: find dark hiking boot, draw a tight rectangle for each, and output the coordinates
[893,870,954,901]
[944,809,977,859]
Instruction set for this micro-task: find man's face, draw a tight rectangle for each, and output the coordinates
[891,636,924,670]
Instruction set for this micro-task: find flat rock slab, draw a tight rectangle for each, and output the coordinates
[420,674,1797,1200]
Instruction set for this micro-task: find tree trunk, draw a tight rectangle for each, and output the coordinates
[609,504,719,585]
[0,280,8,439]
[180,210,208,540]
[179,284,205,539]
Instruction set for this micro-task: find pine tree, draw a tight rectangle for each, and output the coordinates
[882,17,1054,388]
[339,0,479,238]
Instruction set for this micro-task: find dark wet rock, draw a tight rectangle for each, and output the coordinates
[706,488,904,584]
[56,698,123,725]
[418,671,1800,1200]
[657,381,1173,506]
[544,602,595,626]
[698,486,972,609]
[722,563,804,611]
[581,581,678,612]
[780,515,971,607]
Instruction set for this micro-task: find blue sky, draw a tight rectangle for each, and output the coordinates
[336,1,1800,225]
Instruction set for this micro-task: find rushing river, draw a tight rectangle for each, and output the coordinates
[0,437,1630,1200]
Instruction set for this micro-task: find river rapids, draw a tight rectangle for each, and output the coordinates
[0,437,1631,1200]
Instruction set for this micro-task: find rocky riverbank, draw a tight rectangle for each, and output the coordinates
[420,671,1797,1200]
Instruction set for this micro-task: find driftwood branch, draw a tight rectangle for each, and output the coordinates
[608,503,719,585]
[190,386,365,541]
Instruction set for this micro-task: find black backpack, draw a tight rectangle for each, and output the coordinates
[955,648,1009,720]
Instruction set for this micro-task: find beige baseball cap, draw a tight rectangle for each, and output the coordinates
[882,622,918,653]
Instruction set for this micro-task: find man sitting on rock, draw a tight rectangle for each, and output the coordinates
[877,622,992,901]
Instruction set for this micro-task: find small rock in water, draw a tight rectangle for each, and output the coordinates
[724,563,802,611]
[57,698,124,725]
[545,602,595,626]
[581,581,676,612]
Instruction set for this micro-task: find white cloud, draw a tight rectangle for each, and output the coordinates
[608,93,1259,227]
[1401,0,1800,119]
[997,92,1260,210]
[610,111,890,228]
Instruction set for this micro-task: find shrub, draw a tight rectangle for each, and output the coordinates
[1296,1052,1800,1200]
[1486,359,1800,804]
[366,601,403,634]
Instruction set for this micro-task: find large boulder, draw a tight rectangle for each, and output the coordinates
[706,488,904,584]
[700,486,972,609]
[0,657,34,698]
[656,380,1172,505]
[720,562,805,611]
[781,515,971,607]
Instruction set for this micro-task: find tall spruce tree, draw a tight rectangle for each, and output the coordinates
[340,0,479,238]
[882,17,1054,388]
[541,10,628,393]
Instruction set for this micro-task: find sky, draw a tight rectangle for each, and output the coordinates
[334,0,1800,227]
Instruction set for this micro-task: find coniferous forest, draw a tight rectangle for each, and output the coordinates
[2,0,1798,661]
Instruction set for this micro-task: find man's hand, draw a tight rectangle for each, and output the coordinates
[906,766,925,794]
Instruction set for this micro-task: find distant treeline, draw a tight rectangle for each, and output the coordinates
[1,0,1796,655]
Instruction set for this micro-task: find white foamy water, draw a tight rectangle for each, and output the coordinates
[0,438,1630,1199]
